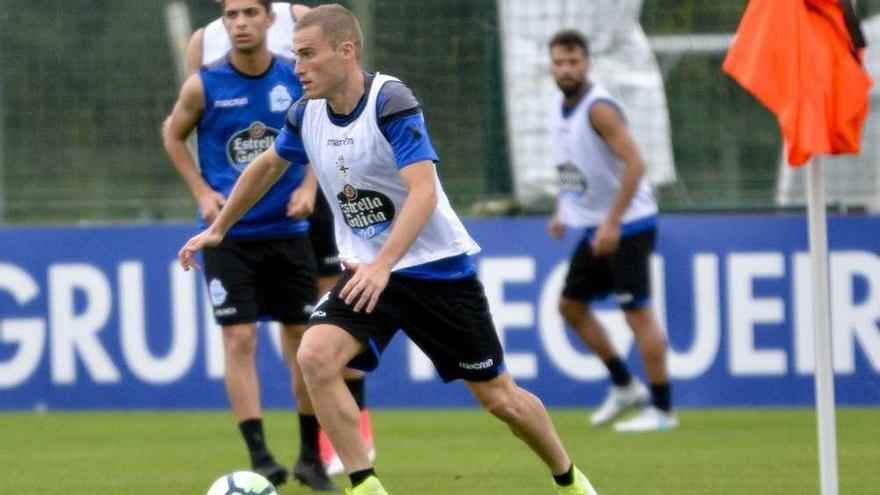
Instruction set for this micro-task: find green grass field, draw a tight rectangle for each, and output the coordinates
[1,408,877,494]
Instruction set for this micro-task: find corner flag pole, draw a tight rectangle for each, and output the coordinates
[806,156,838,495]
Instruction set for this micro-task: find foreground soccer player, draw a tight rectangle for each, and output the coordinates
[179,4,598,494]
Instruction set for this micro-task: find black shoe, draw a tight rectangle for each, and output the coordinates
[252,453,289,487]
[293,459,340,492]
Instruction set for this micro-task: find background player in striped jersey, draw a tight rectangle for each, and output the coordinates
[547,29,677,432]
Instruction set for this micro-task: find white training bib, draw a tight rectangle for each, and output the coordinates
[551,84,657,229]
[300,73,480,270]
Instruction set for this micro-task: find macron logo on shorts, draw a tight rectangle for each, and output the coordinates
[458,358,494,370]
[215,307,238,317]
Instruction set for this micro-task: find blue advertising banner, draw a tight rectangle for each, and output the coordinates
[0,215,878,410]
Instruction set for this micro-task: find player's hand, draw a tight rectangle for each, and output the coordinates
[198,191,226,223]
[286,187,315,219]
[548,214,565,239]
[178,228,223,271]
[591,221,621,257]
[339,260,390,314]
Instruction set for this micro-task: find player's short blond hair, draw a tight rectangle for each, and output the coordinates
[295,4,363,58]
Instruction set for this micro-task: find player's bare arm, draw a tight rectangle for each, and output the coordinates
[185,28,205,75]
[179,146,292,270]
[163,74,228,223]
[589,101,645,256]
[286,164,317,218]
[339,160,438,314]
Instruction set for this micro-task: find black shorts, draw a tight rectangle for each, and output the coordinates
[308,271,505,383]
[561,228,656,310]
[309,191,342,277]
[203,235,317,326]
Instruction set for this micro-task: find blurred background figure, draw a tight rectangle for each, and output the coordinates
[497,0,676,210]
[546,30,676,432]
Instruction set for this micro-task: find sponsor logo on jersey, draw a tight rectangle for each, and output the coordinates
[214,97,249,108]
[269,85,293,112]
[226,121,279,172]
[327,137,355,147]
[459,358,495,370]
[557,161,588,194]
[209,278,228,306]
[336,187,395,239]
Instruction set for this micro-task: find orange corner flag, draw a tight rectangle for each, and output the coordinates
[722,0,873,166]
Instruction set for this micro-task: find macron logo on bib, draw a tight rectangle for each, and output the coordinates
[215,97,248,108]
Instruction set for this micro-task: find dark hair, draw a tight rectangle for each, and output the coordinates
[295,4,363,56]
[217,0,272,14]
[549,29,590,56]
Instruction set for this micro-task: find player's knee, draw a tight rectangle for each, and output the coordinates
[624,310,665,342]
[558,297,579,319]
[223,328,257,359]
[296,341,334,383]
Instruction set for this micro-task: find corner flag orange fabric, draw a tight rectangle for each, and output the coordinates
[722,0,872,166]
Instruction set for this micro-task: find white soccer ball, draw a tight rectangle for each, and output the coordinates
[206,471,278,495]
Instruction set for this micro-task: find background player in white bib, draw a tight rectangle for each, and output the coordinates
[162,0,339,490]
[182,0,377,481]
[178,5,599,495]
[547,30,677,432]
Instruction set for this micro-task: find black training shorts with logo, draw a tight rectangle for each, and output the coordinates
[308,270,505,383]
[562,228,656,310]
[309,190,342,276]
[203,235,317,326]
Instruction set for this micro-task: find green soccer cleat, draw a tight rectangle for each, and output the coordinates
[345,476,389,495]
[555,466,598,495]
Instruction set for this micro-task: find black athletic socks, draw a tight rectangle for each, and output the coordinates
[650,383,672,412]
[350,467,376,487]
[553,464,575,486]
[604,356,632,387]
[345,378,366,410]
[239,418,269,456]
[298,413,321,462]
